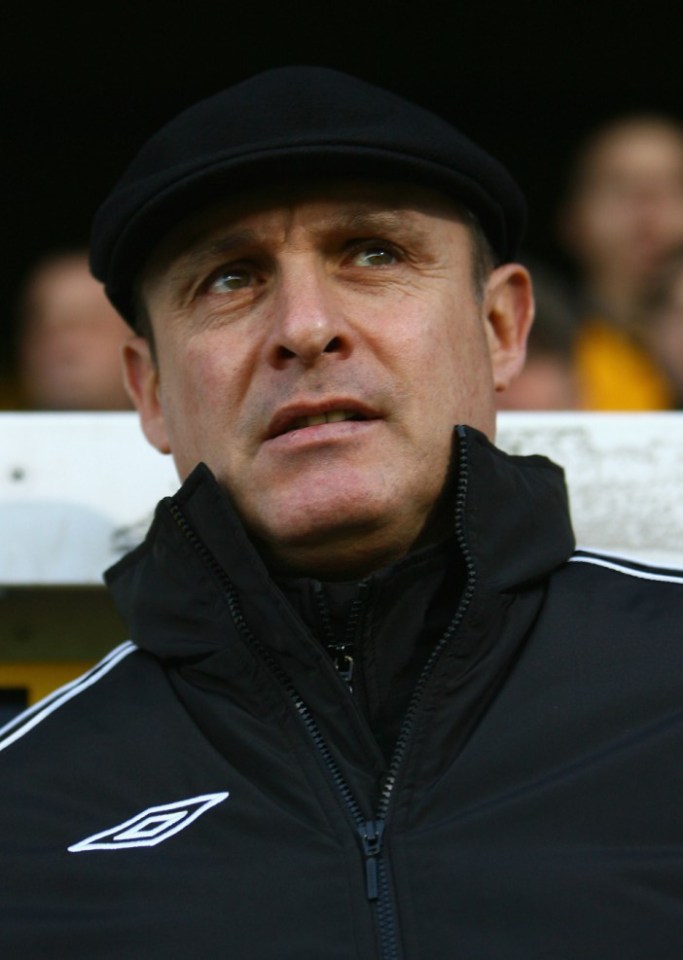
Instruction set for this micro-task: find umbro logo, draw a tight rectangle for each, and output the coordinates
[68,792,229,853]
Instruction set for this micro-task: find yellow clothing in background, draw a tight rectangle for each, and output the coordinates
[575,318,675,410]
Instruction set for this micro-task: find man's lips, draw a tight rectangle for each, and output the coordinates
[266,401,380,440]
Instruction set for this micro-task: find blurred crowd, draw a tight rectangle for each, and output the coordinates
[500,112,683,412]
[4,112,683,413]
[1,251,132,412]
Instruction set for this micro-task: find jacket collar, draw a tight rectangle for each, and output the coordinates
[105,425,575,662]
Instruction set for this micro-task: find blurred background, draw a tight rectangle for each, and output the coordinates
[3,0,683,410]
[4,0,683,717]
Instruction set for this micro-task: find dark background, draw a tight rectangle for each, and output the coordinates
[3,0,683,374]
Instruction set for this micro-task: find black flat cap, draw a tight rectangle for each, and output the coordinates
[90,66,527,326]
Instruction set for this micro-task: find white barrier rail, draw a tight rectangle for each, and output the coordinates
[1,411,683,586]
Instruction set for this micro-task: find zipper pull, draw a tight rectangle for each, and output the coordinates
[359,819,385,901]
[337,652,354,689]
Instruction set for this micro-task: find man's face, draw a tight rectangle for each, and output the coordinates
[127,181,529,576]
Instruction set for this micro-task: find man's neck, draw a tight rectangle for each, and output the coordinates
[255,480,458,582]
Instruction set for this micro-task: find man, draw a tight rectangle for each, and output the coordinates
[559,115,683,409]
[2,67,683,958]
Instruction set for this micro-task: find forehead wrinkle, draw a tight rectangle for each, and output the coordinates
[317,206,431,240]
[164,204,302,269]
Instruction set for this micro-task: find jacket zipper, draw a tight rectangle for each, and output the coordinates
[360,425,477,957]
[312,579,369,691]
[167,425,476,960]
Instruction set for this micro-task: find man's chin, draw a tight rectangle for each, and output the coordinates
[244,500,403,579]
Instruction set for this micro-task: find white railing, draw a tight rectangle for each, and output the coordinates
[1,411,683,586]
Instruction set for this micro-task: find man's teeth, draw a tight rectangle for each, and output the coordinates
[290,410,359,430]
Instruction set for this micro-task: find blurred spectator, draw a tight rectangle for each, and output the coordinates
[558,115,683,409]
[17,251,132,410]
[497,267,581,410]
[640,244,683,407]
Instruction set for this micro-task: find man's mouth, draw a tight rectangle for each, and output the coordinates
[267,404,375,440]
[284,410,366,433]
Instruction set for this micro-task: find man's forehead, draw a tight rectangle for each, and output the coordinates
[143,178,468,277]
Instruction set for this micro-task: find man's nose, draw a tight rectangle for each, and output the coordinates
[267,263,350,367]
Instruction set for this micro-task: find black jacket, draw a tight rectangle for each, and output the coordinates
[2,426,683,959]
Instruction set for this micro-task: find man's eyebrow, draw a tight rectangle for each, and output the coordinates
[171,229,260,274]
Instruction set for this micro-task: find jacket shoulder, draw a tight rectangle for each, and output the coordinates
[0,642,145,761]
[548,548,683,654]
[568,548,683,588]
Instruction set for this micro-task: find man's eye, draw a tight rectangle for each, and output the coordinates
[207,266,252,293]
[351,246,398,268]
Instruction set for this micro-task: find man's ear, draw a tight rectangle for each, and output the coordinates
[122,337,172,454]
[482,263,535,392]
